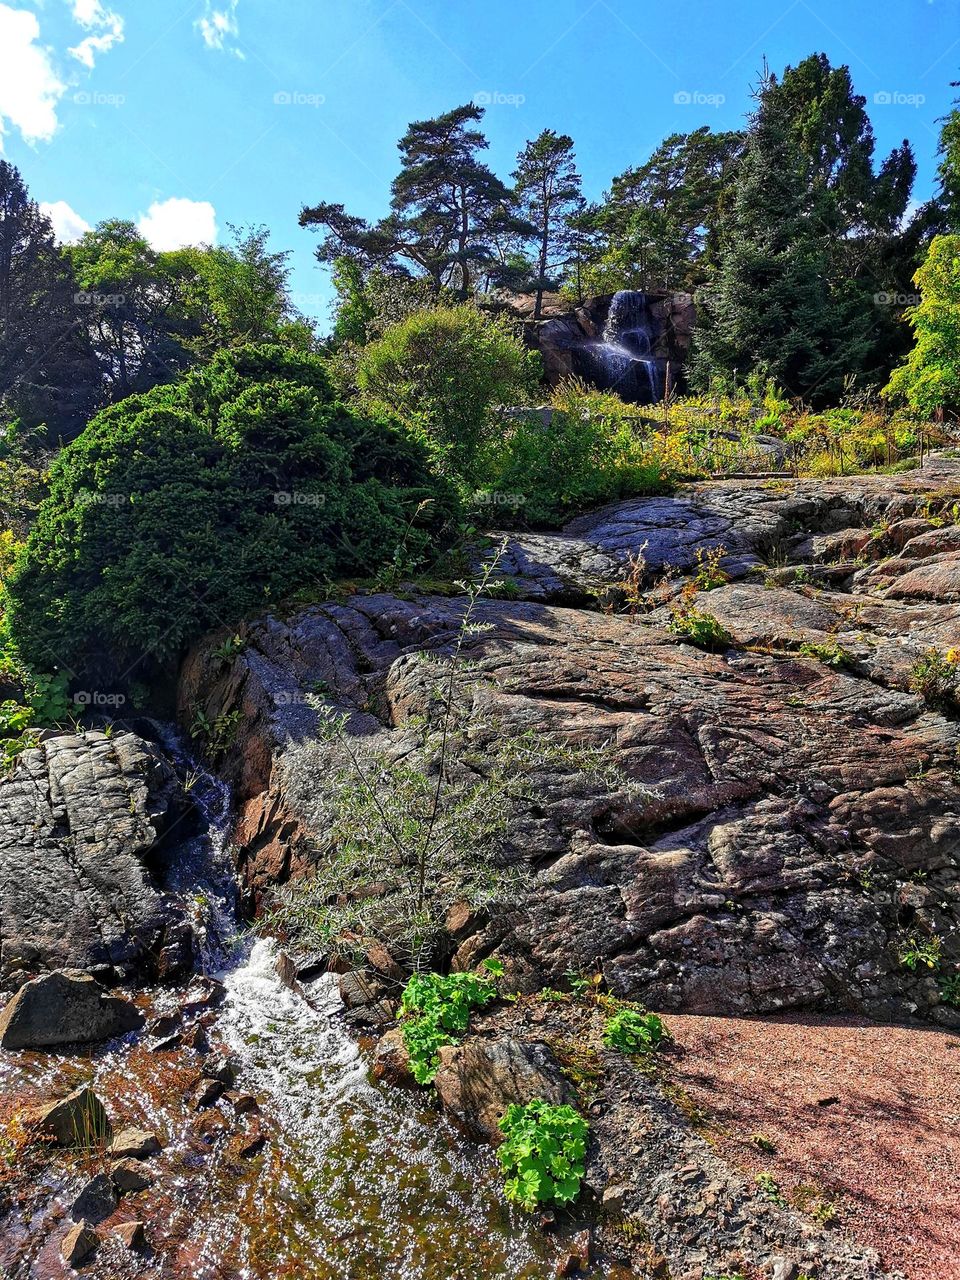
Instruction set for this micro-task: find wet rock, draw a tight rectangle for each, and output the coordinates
[181,976,227,1016]
[372,1027,416,1087]
[110,1158,154,1193]
[224,1091,259,1115]
[432,1036,569,1144]
[201,1053,239,1086]
[109,1127,161,1159]
[182,1022,211,1054]
[71,1173,118,1223]
[61,1221,100,1267]
[0,730,188,984]
[233,1121,268,1158]
[0,969,143,1049]
[338,970,396,1027]
[191,1078,225,1110]
[557,1232,591,1276]
[114,1219,146,1250]
[29,1086,111,1147]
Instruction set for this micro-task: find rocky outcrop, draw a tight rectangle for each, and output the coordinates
[0,730,191,987]
[432,1037,570,1143]
[0,969,143,1049]
[180,456,960,1026]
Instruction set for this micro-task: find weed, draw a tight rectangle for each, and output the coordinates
[909,649,958,705]
[668,605,732,651]
[603,1009,666,1055]
[754,1171,787,1207]
[749,1132,776,1154]
[399,959,502,1084]
[938,970,960,1007]
[898,934,942,971]
[497,1099,588,1210]
[693,544,728,591]
[798,639,854,670]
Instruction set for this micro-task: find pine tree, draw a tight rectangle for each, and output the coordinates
[512,130,584,318]
[0,161,98,441]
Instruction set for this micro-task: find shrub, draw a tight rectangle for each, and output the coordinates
[668,605,732,650]
[355,305,540,485]
[399,960,502,1084]
[4,344,456,683]
[497,1099,588,1211]
[602,1008,666,1054]
[477,379,675,527]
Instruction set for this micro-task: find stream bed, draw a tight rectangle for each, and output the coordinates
[0,732,570,1279]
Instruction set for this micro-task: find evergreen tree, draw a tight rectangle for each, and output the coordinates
[512,130,584,318]
[884,234,960,415]
[300,104,528,295]
[935,84,960,232]
[0,161,98,441]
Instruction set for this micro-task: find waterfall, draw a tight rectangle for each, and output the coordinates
[571,289,663,403]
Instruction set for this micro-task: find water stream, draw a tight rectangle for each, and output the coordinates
[0,729,568,1279]
[571,290,663,403]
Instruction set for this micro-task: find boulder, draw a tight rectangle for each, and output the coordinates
[0,730,189,984]
[29,1086,111,1147]
[432,1036,569,1144]
[71,1173,118,1223]
[61,1221,100,1267]
[109,1127,161,1159]
[372,1028,416,1087]
[114,1220,147,1250]
[110,1158,154,1193]
[0,969,143,1049]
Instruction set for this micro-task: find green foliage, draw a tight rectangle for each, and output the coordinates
[885,236,960,416]
[512,130,585,316]
[898,934,942,971]
[356,305,540,485]
[497,1099,588,1211]
[668,605,732,650]
[755,1171,787,1207]
[693,545,728,591]
[4,344,455,682]
[798,639,855,670]
[400,959,502,1084]
[602,1009,665,1055]
[938,971,960,1007]
[909,647,958,704]
[477,380,674,526]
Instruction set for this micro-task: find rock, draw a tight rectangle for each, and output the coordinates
[201,1053,239,1086]
[432,1036,569,1144]
[182,1022,211,1054]
[602,1183,630,1213]
[766,1259,801,1280]
[114,1219,146,1250]
[109,1127,161,1159]
[110,1158,154,1193]
[0,730,189,984]
[233,1122,267,1159]
[29,1086,111,1147]
[0,969,143,1049]
[191,1078,225,1110]
[71,1173,118,1223]
[61,1221,100,1267]
[372,1028,416,1087]
[224,1091,259,1115]
[557,1232,592,1277]
[181,977,227,1016]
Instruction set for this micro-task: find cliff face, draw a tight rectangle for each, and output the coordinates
[179,456,960,1028]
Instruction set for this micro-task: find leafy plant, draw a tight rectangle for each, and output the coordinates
[668,605,732,650]
[693,544,728,591]
[497,1099,588,1211]
[798,639,854,670]
[399,958,503,1084]
[602,1009,666,1055]
[937,970,960,1006]
[754,1171,787,1206]
[898,934,942,971]
[909,648,958,705]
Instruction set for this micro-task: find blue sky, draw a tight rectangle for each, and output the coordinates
[1,0,957,330]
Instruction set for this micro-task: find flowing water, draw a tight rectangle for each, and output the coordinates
[572,290,663,403]
[0,729,568,1279]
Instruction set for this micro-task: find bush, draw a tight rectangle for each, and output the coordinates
[399,960,502,1084]
[477,379,675,527]
[497,1099,588,1211]
[355,305,540,485]
[4,344,456,683]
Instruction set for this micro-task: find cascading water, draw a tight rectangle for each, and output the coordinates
[571,290,663,403]
[0,728,567,1279]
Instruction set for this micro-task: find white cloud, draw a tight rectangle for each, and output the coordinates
[0,4,66,149]
[68,0,124,69]
[196,0,241,53]
[40,199,91,243]
[137,197,217,251]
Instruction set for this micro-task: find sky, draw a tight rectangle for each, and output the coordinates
[1,0,958,330]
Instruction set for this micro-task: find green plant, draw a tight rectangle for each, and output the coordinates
[497,1099,588,1211]
[602,1009,666,1055]
[668,605,732,651]
[937,970,960,1006]
[798,639,854,669]
[693,544,728,591]
[909,648,958,704]
[754,1171,787,1206]
[898,934,942,971]
[5,344,456,684]
[190,708,241,760]
[399,959,503,1084]
[211,633,247,663]
[750,1132,776,1154]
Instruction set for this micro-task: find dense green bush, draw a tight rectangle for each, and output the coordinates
[497,1099,588,1210]
[399,960,502,1084]
[4,344,455,682]
[355,305,540,485]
